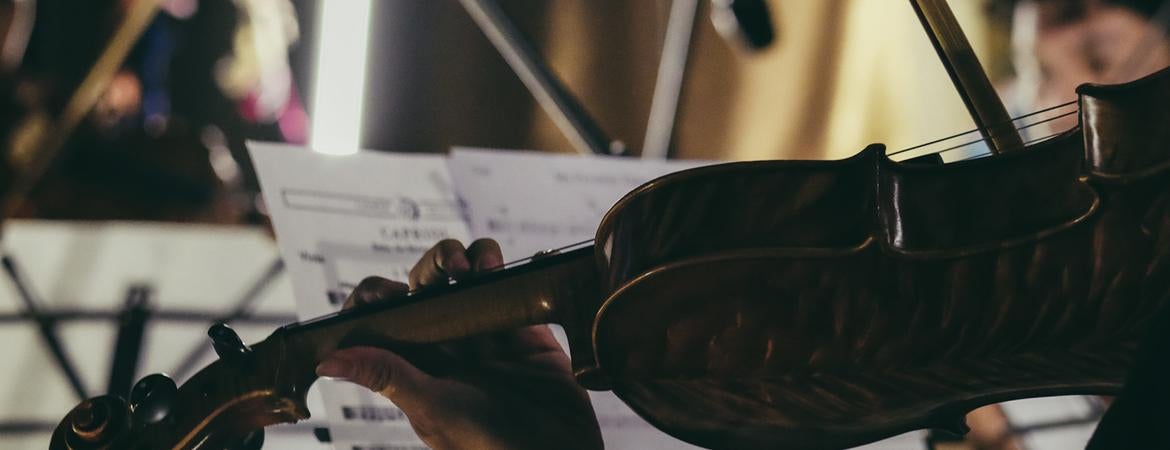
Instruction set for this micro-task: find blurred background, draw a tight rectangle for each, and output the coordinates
[1,0,1167,448]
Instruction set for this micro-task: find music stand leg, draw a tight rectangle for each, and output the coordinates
[1,254,89,401]
[106,284,151,398]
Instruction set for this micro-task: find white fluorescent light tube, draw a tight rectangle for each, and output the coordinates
[309,0,372,155]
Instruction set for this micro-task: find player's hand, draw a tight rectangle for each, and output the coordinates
[315,238,603,450]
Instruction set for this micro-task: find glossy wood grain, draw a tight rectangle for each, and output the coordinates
[587,66,1170,449]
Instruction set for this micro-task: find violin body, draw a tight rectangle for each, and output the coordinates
[586,66,1170,448]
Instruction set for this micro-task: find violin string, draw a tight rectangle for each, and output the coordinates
[892,0,1170,161]
[953,152,994,163]
[922,0,1170,164]
[952,128,1069,162]
[1017,128,1071,148]
[412,105,1078,289]
[892,109,1079,161]
[401,238,597,296]
[885,100,1078,158]
[496,238,596,270]
[400,102,1088,291]
[1006,99,1079,120]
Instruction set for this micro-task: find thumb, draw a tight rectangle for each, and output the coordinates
[316,346,434,411]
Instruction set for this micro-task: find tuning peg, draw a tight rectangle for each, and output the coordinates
[128,373,177,425]
[208,322,250,358]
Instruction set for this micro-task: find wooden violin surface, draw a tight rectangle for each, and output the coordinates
[587,67,1170,449]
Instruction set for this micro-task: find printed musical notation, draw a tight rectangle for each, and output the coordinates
[283,189,461,222]
[448,148,709,258]
[449,148,711,450]
[250,142,713,450]
[251,142,470,450]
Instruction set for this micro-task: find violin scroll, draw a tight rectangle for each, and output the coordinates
[49,395,132,450]
[49,326,316,449]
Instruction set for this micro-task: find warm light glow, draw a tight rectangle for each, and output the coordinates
[309,0,372,155]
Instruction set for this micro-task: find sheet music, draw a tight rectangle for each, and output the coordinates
[252,143,711,449]
[448,147,710,257]
[250,143,939,449]
[449,147,712,449]
[251,142,468,449]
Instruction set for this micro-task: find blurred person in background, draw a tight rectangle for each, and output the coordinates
[0,0,304,223]
[994,0,1170,133]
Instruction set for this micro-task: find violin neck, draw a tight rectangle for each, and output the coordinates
[281,246,600,366]
[910,0,1024,154]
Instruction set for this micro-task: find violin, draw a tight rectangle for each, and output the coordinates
[49,0,1170,449]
